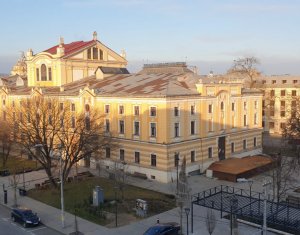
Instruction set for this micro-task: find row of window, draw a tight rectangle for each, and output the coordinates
[104,137,258,167]
[87,47,103,60]
[208,101,258,114]
[269,89,297,97]
[266,79,298,84]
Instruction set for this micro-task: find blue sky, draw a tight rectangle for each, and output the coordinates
[1,0,300,75]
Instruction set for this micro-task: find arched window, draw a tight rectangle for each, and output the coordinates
[41,64,47,81]
[85,104,90,112]
[221,102,224,111]
[99,50,103,60]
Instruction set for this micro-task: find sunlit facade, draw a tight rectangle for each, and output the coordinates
[0,33,263,182]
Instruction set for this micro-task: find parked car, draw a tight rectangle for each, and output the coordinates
[143,222,180,235]
[11,208,40,228]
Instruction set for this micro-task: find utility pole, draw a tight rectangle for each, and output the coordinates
[262,180,271,235]
[59,146,65,228]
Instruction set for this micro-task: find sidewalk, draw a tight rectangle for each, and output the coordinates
[0,168,275,235]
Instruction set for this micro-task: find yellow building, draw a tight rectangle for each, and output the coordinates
[259,75,300,134]
[0,34,263,182]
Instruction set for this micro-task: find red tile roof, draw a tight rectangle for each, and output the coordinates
[43,40,96,57]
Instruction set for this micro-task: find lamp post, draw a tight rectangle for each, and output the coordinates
[184,207,190,235]
[175,152,179,194]
[58,144,65,228]
[114,185,118,227]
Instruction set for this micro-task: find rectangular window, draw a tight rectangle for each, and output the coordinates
[272,80,276,84]
[243,140,247,150]
[269,122,275,129]
[36,68,40,81]
[60,103,64,111]
[174,107,179,116]
[282,80,287,84]
[119,105,124,115]
[280,122,286,130]
[174,123,179,137]
[270,90,275,96]
[244,102,247,110]
[191,105,195,115]
[71,103,75,111]
[134,121,140,136]
[281,90,286,96]
[105,147,110,158]
[281,100,285,109]
[105,119,110,132]
[60,117,64,128]
[48,68,52,81]
[231,142,235,153]
[151,154,156,167]
[231,103,235,111]
[208,104,212,113]
[293,80,298,84]
[254,137,257,147]
[87,48,92,59]
[262,80,266,84]
[191,150,195,163]
[93,47,98,60]
[150,107,156,117]
[280,111,285,117]
[208,147,213,158]
[134,106,139,116]
[254,101,258,109]
[150,123,156,137]
[191,121,195,135]
[244,115,247,126]
[174,153,179,167]
[135,151,140,164]
[292,90,297,96]
[119,120,124,134]
[254,113,257,125]
[120,149,125,161]
[99,50,103,60]
[71,116,75,128]
[105,104,110,114]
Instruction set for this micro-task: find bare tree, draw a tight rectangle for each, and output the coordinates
[227,57,261,88]
[206,208,216,235]
[9,166,20,207]
[0,119,14,168]
[108,160,127,201]
[8,96,113,188]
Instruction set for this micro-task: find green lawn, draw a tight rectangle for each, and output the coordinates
[0,154,40,173]
[28,177,176,225]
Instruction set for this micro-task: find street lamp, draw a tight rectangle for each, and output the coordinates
[114,185,118,227]
[175,152,179,194]
[184,207,190,235]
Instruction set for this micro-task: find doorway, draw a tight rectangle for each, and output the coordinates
[218,136,226,160]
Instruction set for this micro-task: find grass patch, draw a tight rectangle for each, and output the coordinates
[0,154,41,173]
[28,177,176,225]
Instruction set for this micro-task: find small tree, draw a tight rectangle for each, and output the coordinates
[108,160,127,201]
[228,57,260,88]
[0,119,14,168]
[206,208,216,235]
[9,166,20,207]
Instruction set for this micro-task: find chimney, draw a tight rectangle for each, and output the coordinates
[93,31,97,41]
[56,36,65,57]
[26,48,33,60]
[120,49,126,59]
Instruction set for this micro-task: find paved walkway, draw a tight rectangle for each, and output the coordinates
[0,167,279,235]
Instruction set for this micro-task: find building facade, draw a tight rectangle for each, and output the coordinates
[259,75,300,135]
[0,34,263,182]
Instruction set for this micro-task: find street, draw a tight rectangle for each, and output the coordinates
[0,204,63,235]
